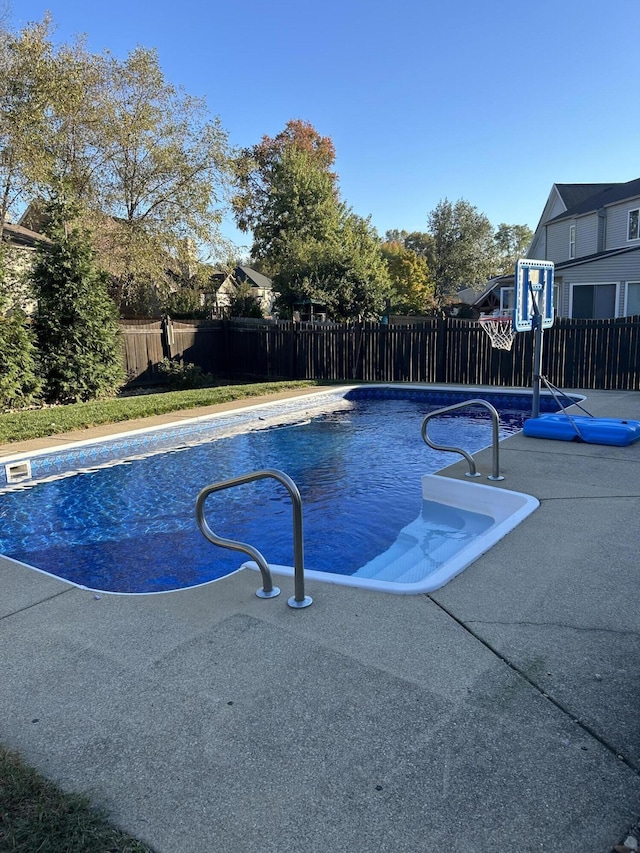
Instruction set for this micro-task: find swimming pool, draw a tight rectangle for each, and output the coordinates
[0,385,558,595]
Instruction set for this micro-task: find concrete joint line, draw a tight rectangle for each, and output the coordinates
[427,594,640,777]
[0,588,73,622]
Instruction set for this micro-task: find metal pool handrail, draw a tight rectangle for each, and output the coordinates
[421,399,505,481]
[195,469,312,609]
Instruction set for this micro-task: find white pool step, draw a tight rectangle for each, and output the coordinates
[353,501,493,583]
[245,475,540,595]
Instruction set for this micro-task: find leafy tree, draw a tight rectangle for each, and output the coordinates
[0,17,54,234]
[87,47,232,311]
[428,198,495,302]
[32,195,124,403]
[249,143,340,265]
[1,17,234,314]
[0,243,40,409]
[228,281,264,318]
[233,119,337,237]
[380,240,435,314]
[493,222,533,275]
[235,121,389,320]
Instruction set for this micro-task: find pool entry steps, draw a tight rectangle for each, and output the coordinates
[243,475,539,595]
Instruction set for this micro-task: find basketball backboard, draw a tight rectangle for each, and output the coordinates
[513,259,555,332]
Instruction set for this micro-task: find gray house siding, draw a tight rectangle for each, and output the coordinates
[546,214,598,263]
[605,197,640,249]
[556,249,640,317]
[528,230,545,259]
[575,213,598,257]
[527,186,569,259]
[545,220,571,262]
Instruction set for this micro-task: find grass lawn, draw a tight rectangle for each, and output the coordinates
[0,745,154,852]
[0,380,318,444]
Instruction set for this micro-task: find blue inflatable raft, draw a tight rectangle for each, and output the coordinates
[522,414,640,446]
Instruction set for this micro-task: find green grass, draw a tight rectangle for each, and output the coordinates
[0,381,317,444]
[0,745,154,852]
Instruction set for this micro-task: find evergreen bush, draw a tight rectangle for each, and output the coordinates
[0,245,41,410]
[31,197,125,404]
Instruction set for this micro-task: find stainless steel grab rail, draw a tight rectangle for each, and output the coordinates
[421,399,504,481]
[195,469,312,609]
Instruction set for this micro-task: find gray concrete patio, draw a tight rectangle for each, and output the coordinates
[1,387,639,852]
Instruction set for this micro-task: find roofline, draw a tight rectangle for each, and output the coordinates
[554,244,640,270]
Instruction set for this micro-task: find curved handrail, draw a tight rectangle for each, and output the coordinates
[195,469,312,609]
[421,399,504,481]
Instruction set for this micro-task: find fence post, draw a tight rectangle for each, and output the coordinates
[436,316,447,383]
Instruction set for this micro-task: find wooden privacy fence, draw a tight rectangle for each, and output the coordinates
[120,316,640,391]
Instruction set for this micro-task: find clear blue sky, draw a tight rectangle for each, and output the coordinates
[9,0,640,256]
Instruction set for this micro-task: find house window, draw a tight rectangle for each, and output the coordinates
[628,209,639,241]
[570,283,617,319]
[499,287,514,313]
[569,224,575,258]
[625,282,640,316]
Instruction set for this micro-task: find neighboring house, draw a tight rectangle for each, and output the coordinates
[207,266,274,316]
[473,178,640,320]
[1,220,49,313]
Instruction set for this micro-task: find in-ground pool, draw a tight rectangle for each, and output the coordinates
[0,386,555,594]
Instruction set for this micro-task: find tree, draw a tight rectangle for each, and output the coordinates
[32,195,124,403]
[227,281,264,318]
[380,240,435,314]
[249,143,340,265]
[428,199,495,302]
[233,119,337,237]
[493,223,533,275]
[85,47,232,311]
[234,120,389,320]
[0,17,54,235]
[2,17,234,314]
[0,243,40,409]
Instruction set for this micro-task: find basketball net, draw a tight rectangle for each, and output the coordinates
[478,315,516,351]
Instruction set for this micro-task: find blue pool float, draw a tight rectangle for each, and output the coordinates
[523,414,640,446]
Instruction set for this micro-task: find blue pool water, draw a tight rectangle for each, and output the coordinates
[0,388,544,593]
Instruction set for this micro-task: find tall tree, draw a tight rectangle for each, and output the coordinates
[233,119,337,237]
[32,195,124,403]
[428,198,495,302]
[380,240,435,314]
[0,17,54,234]
[234,121,389,319]
[89,47,231,310]
[0,243,41,409]
[493,223,533,275]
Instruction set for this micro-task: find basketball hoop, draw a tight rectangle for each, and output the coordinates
[478,315,516,351]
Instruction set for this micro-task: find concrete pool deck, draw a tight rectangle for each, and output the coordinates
[0,386,639,852]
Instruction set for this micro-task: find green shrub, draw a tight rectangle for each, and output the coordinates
[31,196,125,404]
[0,245,41,410]
[156,357,214,390]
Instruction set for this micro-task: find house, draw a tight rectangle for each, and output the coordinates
[473,178,640,320]
[207,266,274,316]
[1,219,49,313]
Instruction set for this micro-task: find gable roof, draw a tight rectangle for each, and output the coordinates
[1,221,49,248]
[554,183,619,211]
[549,178,640,222]
[236,266,272,290]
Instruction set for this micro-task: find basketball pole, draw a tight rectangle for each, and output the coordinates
[530,284,543,419]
